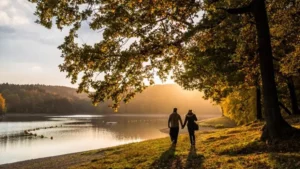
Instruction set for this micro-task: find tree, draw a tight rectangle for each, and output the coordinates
[29,0,207,110]
[0,94,6,114]
[29,0,299,140]
[287,77,299,115]
[5,94,20,112]
[173,8,262,120]
[204,0,299,140]
[269,0,300,115]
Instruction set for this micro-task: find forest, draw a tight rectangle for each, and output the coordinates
[0,83,99,114]
[0,83,220,115]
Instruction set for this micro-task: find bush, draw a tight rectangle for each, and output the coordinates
[220,87,257,125]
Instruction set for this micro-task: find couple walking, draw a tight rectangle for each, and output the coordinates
[168,108,198,146]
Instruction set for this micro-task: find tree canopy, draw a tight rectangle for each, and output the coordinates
[29,0,300,140]
[29,0,218,109]
[29,0,299,105]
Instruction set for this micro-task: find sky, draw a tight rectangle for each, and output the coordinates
[0,0,174,88]
[0,0,73,86]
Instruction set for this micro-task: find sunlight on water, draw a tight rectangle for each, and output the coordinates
[48,115,105,118]
[0,115,168,165]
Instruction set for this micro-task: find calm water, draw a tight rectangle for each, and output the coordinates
[0,114,216,165]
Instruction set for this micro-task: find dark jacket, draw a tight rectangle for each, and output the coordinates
[183,113,197,130]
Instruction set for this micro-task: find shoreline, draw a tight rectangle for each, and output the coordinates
[0,127,216,167]
[0,116,225,167]
[0,148,106,169]
[1,116,299,168]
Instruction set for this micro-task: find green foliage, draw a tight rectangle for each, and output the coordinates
[268,0,300,77]
[0,93,6,114]
[221,87,257,125]
[29,0,204,110]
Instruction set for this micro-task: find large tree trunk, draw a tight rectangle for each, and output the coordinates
[251,0,293,141]
[287,77,299,115]
[256,85,262,120]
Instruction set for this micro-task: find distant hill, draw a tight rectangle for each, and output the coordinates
[0,83,221,115]
[116,84,221,115]
[0,84,96,114]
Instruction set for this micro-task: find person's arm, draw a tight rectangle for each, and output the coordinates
[194,114,198,121]
[182,115,187,129]
[179,115,183,127]
[168,115,171,128]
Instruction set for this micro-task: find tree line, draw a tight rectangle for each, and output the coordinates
[0,84,100,114]
[0,84,219,115]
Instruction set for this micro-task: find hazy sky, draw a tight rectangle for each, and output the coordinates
[0,0,174,87]
[0,0,70,86]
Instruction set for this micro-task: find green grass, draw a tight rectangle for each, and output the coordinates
[69,116,300,169]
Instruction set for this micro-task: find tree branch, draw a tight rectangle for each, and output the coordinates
[217,5,251,14]
[169,15,193,28]
[279,102,292,115]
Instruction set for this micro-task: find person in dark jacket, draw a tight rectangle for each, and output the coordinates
[168,108,183,145]
[182,110,198,146]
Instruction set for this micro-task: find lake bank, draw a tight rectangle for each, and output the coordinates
[0,114,169,165]
[1,116,300,169]
[0,114,220,165]
[198,116,237,128]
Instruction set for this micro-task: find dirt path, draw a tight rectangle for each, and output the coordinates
[0,150,104,169]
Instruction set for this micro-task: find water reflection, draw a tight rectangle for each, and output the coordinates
[0,114,169,165]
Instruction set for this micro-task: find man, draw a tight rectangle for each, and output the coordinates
[168,108,183,145]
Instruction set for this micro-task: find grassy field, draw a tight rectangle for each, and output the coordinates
[2,116,300,169]
[67,116,300,169]
[198,116,237,129]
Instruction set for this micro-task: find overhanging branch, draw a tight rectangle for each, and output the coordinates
[217,5,251,14]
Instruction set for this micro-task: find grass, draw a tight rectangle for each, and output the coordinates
[198,116,236,129]
[67,116,300,169]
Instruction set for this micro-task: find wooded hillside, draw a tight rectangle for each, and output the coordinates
[0,84,220,115]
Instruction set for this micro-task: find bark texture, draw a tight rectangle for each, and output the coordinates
[256,86,262,120]
[287,77,299,115]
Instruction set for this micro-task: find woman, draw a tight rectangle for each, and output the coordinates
[182,110,198,146]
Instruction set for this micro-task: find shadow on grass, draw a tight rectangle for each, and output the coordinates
[150,145,183,169]
[219,139,300,156]
[203,135,230,143]
[270,153,300,169]
[185,147,204,169]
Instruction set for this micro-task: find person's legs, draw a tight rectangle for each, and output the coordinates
[188,129,193,145]
[173,127,179,144]
[188,128,195,145]
[170,127,174,143]
[191,130,195,145]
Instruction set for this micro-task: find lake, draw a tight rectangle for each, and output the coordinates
[0,114,216,165]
